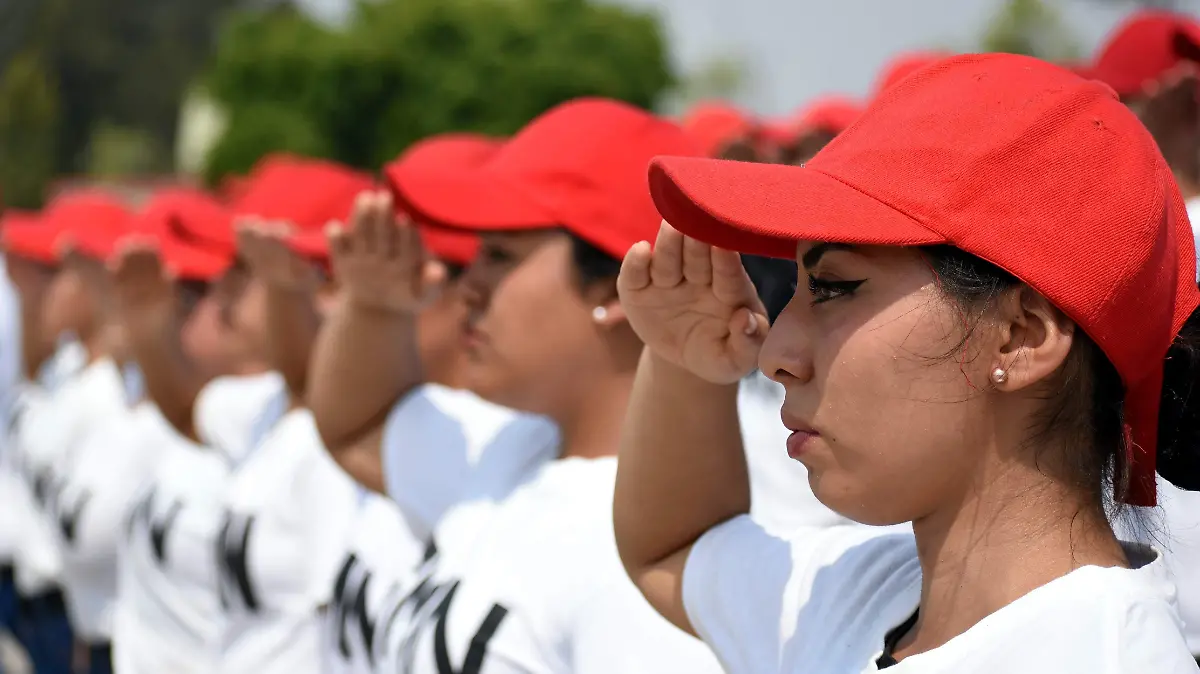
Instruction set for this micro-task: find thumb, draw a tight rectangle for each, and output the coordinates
[727,306,769,369]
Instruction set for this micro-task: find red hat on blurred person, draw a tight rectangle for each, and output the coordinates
[679,101,756,158]
[232,154,374,262]
[760,96,865,147]
[872,50,954,97]
[649,53,1197,507]
[382,133,504,266]
[1090,11,1200,96]
[390,97,703,260]
[135,188,236,282]
[0,210,56,265]
[42,191,133,261]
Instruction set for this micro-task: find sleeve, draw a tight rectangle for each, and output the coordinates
[381,385,557,539]
[193,373,285,461]
[569,574,724,674]
[681,516,917,674]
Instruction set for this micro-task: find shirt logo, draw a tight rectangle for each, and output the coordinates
[216,511,260,612]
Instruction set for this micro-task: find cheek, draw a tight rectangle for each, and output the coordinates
[808,300,988,521]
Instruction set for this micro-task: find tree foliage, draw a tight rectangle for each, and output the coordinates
[981,0,1082,62]
[0,53,58,208]
[202,0,675,182]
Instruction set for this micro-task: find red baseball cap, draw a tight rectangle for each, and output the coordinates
[0,210,57,265]
[1090,11,1200,96]
[872,50,954,97]
[43,191,133,261]
[390,98,703,260]
[135,189,235,281]
[649,53,1198,507]
[383,133,504,266]
[760,96,865,146]
[232,154,375,232]
[679,101,756,158]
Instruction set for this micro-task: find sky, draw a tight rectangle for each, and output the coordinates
[294,0,1200,116]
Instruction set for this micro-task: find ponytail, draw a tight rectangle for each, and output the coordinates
[1157,304,1200,492]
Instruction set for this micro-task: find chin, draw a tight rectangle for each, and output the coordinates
[809,472,907,527]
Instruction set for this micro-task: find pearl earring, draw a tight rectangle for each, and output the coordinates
[591,306,608,323]
[991,367,1008,385]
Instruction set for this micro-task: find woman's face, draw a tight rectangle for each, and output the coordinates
[457,230,606,415]
[210,264,270,366]
[759,243,999,526]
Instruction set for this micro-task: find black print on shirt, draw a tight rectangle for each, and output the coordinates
[216,512,260,612]
[331,553,377,663]
[127,490,183,565]
[386,545,510,674]
[56,490,91,544]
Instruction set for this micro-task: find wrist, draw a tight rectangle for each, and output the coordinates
[641,349,742,395]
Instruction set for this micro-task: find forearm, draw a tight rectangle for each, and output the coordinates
[125,308,207,441]
[19,302,53,382]
[614,349,751,575]
[308,297,423,452]
[264,285,320,401]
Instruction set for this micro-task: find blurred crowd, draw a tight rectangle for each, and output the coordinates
[0,8,1198,674]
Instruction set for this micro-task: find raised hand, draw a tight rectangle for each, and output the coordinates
[108,238,175,315]
[617,221,768,385]
[326,190,445,313]
[236,219,318,291]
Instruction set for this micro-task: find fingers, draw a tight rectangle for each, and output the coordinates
[727,306,770,372]
[711,245,758,306]
[682,233,712,285]
[618,240,653,294]
[649,221,684,288]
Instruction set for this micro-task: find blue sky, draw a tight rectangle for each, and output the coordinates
[295,0,1200,116]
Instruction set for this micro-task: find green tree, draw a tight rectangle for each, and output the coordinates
[202,0,675,180]
[0,52,58,208]
[981,0,1082,62]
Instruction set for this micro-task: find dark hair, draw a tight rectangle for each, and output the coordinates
[567,231,622,288]
[742,254,797,324]
[778,130,839,167]
[920,244,1200,504]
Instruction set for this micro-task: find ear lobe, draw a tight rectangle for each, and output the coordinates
[594,297,627,329]
[993,287,1075,392]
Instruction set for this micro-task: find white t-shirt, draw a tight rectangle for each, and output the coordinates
[320,384,558,674]
[0,258,21,563]
[376,457,723,674]
[322,492,425,674]
[194,371,287,464]
[14,357,128,596]
[1118,480,1200,657]
[739,373,848,532]
[381,384,560,542]
[683,517,1197,673]
[54,403,167,641]
[217,408,361,674]
[114,426,230,674]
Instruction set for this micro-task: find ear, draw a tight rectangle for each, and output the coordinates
[592,296,628,330]
[990,286,1075,392]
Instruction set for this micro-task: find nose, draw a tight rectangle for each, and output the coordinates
[758,299,815,386]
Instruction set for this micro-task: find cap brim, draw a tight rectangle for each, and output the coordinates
[387,163,555,232]
[160,239,230,282]
[648,157,945,259]
[2,225,62,265]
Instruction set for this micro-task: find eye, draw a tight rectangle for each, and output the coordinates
[481,245,514,264]
[806,275,865,305]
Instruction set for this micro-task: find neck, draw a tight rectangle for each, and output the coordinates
[902,464,1126,655]
[552,369,635,461]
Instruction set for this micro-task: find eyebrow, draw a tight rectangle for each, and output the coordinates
[801,242,856,271]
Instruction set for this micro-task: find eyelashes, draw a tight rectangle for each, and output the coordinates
[806,275,865,305]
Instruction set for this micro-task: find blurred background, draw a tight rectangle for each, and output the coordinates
[0,0,1193,210]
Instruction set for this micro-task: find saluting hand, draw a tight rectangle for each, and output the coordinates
[236,219,318,292]
[326,190,445,313]
[108,239,175,314]
[617,221,768,385]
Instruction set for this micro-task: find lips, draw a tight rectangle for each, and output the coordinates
[781,410,820,461]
